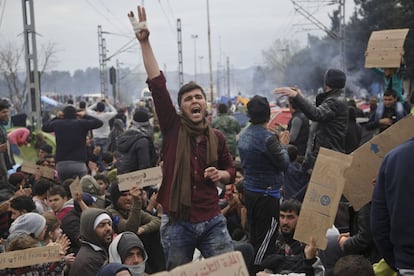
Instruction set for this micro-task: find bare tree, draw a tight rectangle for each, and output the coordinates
[0,41,58,114]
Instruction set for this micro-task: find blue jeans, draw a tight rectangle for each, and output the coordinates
[160,214,233,269]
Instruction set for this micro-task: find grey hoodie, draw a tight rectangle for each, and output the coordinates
[109,231,147,276]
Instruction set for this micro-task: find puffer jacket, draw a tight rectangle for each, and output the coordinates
[292,89,348,171]
[116,126,156,174]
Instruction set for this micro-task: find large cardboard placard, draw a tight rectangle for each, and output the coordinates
[118,166,162,191]
[295,115,414,249]
[294,148,352,250]
[0,245,61,269]
[343,115,414,210]
[151,251,248,276]
[21,162,55,180]
[365,28,409,68]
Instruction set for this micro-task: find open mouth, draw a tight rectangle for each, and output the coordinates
[191,107,201,114]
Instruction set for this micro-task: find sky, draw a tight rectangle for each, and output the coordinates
[0,0,355,75]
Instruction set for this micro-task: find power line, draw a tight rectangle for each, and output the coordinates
[85,0,128,36]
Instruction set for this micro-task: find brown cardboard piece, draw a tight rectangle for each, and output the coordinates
[21,162,55,180]
[343,115,414,210]
[365,28,409,68]
[295,115,414,249]
[118,166,163,192]
[0,245,61,269]
[294,148,352,250]
[151,251,248,276]
[69,177,82,200]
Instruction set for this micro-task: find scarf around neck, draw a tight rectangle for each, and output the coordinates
[169,116,218,221]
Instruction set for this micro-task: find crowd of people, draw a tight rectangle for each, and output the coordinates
[0,4,413,276]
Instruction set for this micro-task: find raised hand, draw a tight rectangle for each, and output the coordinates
[128,6,149,42]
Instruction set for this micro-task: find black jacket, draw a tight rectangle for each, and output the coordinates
[293,89,348,170]
[116,127,156,174]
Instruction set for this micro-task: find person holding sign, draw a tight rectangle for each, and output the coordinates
[128,6,235,270]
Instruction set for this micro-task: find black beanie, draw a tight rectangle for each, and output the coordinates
[133,110,149,123]
[97,102,106,112]
[324,69,346,89]
[247,95,270,124]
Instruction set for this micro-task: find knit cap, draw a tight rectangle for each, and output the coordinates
[324,68,346,89]
[133,110,149,123]
[8,212,46,242]
[247,95,270,124]
[80,175,100,196]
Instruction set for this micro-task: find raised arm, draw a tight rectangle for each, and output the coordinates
[128,6,160,80]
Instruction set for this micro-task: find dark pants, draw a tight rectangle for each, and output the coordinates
[244,190,280,266]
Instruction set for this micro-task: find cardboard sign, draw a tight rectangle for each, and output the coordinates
[294,148,352,250]
[151,251,248,276]
[343,115,414,210]
[295,115,414,249]
[0,245,61,269]
[69,177,82,199]
[365,28,409,68]
[21,162,55,180]
[118,166,162,191]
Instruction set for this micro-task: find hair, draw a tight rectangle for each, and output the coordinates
[7,234,38,251]
[0,99,10,111]
[177,81,206,107]
[32,179,53,196]
[94,174,109,185]
[48,185,68,199]
[79,101,86,109]
[61,178,75,199]
[384,89,397,98]
[280,199,302,216]
[62,105,77,119]
[97,102,106,112]
[43,212,61,235]
[287,145,298,162]
[332,255,375,276]
[217,103,228,114]
[10,196,36,213]
[8,172,25,187]
[288,97,299,110]
[102,151,114,165]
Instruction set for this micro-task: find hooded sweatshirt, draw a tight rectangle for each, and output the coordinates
[116,121,156,174]
[109,231,147,276]
[69,208,113,276]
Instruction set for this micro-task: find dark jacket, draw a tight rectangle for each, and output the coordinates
[343,202,380,264]
[287,111,309,156]
[42,115,103,163]
[292,89,348,171]
[61,209,81,254]
[69,208,111,276]
[371,137,414,270]
[116,123,156,174]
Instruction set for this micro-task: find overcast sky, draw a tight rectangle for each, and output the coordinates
[0,0,355,74]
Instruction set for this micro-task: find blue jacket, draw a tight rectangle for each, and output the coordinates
[238,124,289,194]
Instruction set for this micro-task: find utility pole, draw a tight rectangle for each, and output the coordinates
[206,0,214,103]
[191,34,199,82]
[22,0,41,130]
[177,19,184,87]
[226,56,230,98]
[98,25,108,98]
